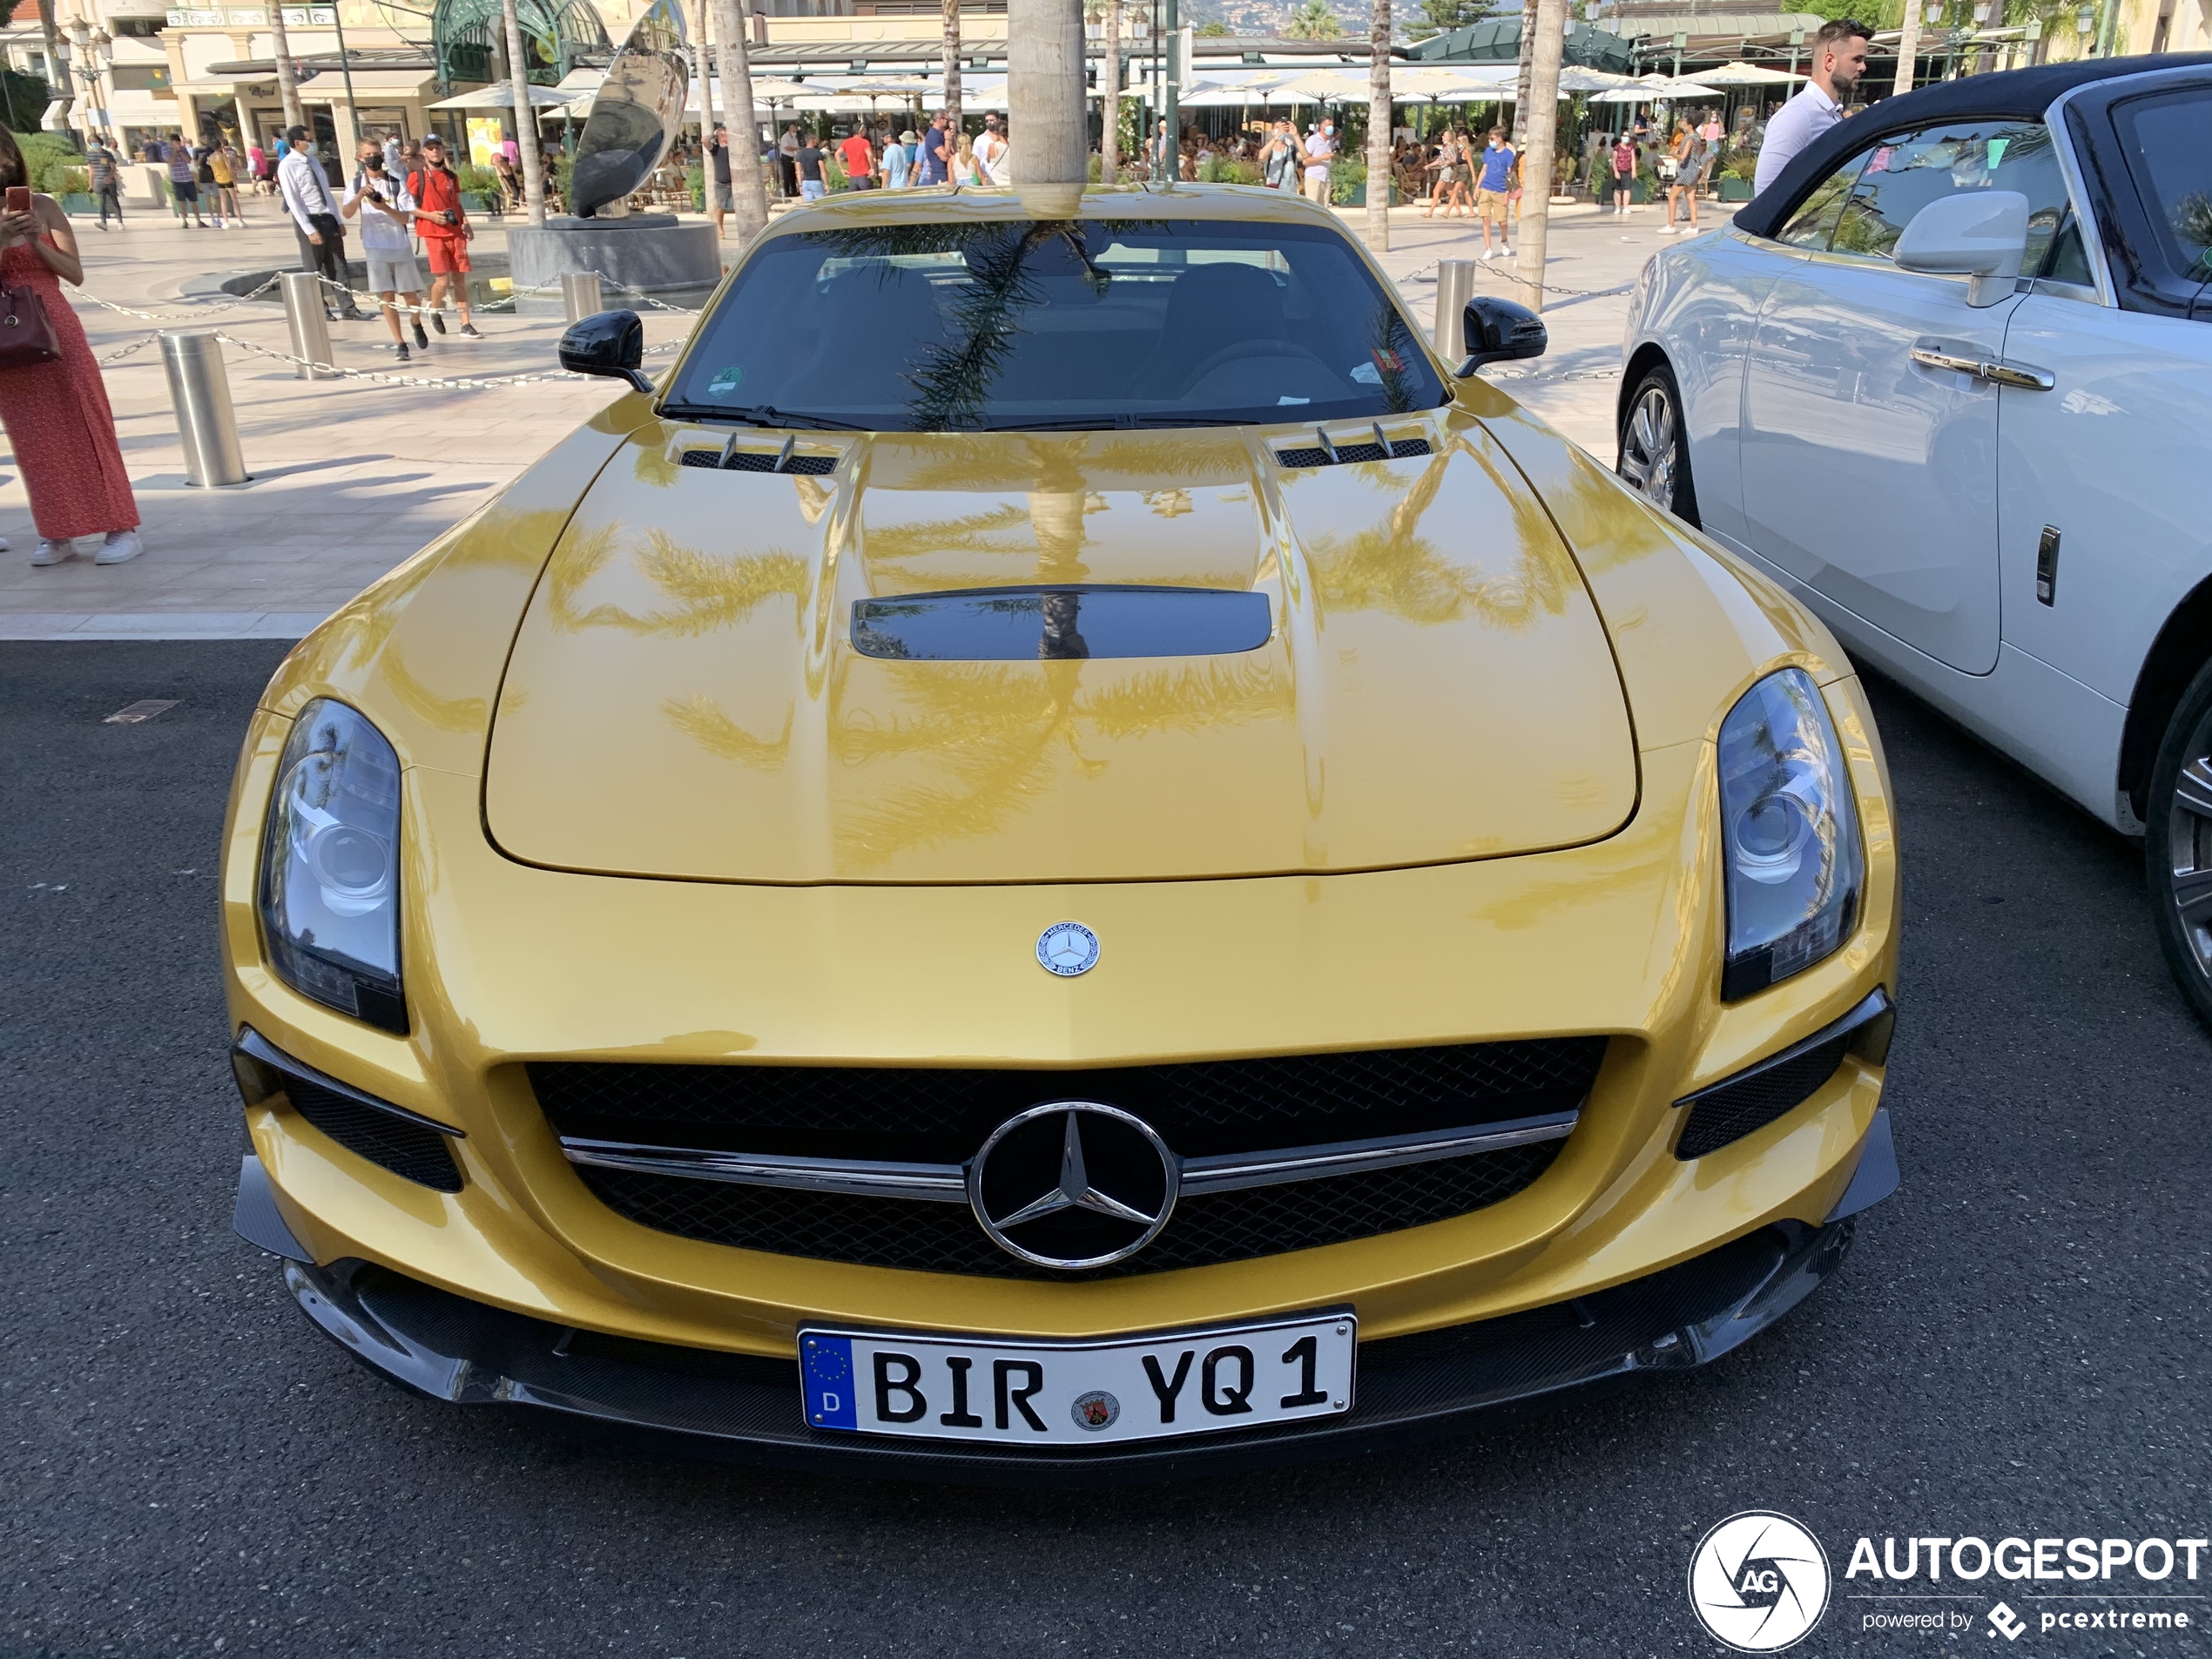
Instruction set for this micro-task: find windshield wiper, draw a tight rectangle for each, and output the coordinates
[663,403,871,431]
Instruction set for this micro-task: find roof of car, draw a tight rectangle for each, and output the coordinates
[1732,51,2212,239]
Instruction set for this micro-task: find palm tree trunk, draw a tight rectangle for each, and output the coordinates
[1366,0,1390,250]
[1099,0,1120,182]
[1892,0,1920,94]
[711,0,770,240]
[268,1,305,135]
[1008,0,1086,185]
[695,0,718,146]
[502,0,546,224]
[941,0,962,136]
[1510,0,1535,145]
[1512,0,1564,313]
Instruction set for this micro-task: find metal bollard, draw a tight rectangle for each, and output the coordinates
[562,271,604,324]
[280,269,338,381]
[1433,260,1476,365]
[158,331,250,488]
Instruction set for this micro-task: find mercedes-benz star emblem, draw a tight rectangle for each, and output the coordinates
[968,1102,1177,1269]
[1035,921,1099,977]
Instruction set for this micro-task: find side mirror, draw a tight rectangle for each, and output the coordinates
[1457,295,1548,373]
[1893,189,2030,307]
[558,308,654,393]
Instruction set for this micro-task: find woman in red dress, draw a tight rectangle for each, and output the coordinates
[0,127,142,566]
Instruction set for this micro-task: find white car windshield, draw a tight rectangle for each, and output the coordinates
[664,216,1447,431]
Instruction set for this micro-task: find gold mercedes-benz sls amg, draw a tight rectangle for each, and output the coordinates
[223,185,1899,1482]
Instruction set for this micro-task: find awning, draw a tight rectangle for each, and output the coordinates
[428,82,579,110]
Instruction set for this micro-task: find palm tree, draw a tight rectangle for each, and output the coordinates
[942,0,963,138]
[1098,0,1122,182]
[261,0,304,135]
[501,0,546,225]
[1008,0,1089,182]
[1286,0,1343,40]
[711,0,771,240]
[1366,0,1391,251]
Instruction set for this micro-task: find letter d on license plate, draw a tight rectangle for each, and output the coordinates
[798,1311,1356,1447]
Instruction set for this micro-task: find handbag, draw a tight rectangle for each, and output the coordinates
[1656,156,1680,182]
[0,280,60,370]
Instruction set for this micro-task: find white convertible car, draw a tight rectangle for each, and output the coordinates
[1620,54,2212,1028]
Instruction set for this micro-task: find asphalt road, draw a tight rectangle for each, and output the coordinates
[4,641,2208,1659]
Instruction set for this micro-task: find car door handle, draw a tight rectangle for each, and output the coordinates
[1908,347,2055,391]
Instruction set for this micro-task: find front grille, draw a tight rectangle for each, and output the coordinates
[678,448,837,475]
[575,1138,1562,1279]
[529,1037,1606,1164]
[1675,1029,1855,1160]
[1276,436,1433,469]
[283,1078,462,1191]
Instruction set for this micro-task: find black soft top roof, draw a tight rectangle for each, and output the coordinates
[1732,51,2212,239]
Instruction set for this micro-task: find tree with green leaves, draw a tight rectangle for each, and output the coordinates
[1404,0,1497,42]
[1286,0,1344,38]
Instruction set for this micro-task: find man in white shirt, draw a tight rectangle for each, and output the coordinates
[342,151,432,362]
[278,125,367,321]
[1753,18,1871,195]
[1303,118,1339,206]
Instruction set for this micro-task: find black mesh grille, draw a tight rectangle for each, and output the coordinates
[529,1037,1606,1164]
[1675,1032,1854,1160]
[679,448,836,475]
[1276,437,1433,469]
[283,1079,462,1191]
[575,1139,1561,1279]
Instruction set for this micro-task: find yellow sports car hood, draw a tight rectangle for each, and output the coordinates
[483,417,1637,884]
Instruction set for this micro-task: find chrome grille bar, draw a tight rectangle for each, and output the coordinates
[557,1109,1580,1204]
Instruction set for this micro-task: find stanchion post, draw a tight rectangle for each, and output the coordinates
[158,331,251,488]
[561,271,605,323]
[280,270,338,381]
[1433,260,1476,364]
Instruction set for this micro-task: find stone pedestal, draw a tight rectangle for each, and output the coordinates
[506,214,723,298]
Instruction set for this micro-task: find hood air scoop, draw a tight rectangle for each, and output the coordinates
[851,585,1273,662]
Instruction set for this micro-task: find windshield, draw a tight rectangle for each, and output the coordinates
[665,216,1447,431]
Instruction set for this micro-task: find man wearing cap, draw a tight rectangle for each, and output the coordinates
[408,135,482,339]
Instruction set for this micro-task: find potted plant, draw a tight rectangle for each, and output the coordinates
[1717,148,1757,201]
[456,162,501,215]
[57,163,94,217]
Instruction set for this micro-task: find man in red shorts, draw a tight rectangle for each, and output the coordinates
[408,134,482,338]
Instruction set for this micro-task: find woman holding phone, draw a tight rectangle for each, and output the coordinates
[0,127,142,566]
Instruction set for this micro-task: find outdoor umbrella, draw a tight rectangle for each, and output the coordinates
[1682,61,1805,85]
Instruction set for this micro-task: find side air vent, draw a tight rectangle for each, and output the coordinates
[230,1028,465,1192]
[679,447,836,475]
[1674,990,1893,1160]
[1277,428,1433,469]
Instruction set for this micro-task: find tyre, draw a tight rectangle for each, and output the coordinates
[1617,361,1700,527]
[2145,655,2212,1032]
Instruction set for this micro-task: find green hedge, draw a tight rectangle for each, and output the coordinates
[19,132,81,194]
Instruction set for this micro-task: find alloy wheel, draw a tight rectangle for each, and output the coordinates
[1620,383,1679,512]
[2163,710,2212,985]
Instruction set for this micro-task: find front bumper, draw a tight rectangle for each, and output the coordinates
[253,1182,1877,1486]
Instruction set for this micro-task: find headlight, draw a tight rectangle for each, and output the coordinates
[1716,669,1864,1000]
[258,699,408,1033]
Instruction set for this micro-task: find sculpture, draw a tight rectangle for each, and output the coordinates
[571,0,689,218]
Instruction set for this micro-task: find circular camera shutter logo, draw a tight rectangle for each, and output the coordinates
[1035,921,1099,977]
[1687,1511,1831,1653]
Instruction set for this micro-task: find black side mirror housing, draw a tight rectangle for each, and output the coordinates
[1457,295,1548,373]
[558,308,653,394]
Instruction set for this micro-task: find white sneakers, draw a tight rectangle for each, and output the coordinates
[27,529,145,566]
[1481,246,1514,260]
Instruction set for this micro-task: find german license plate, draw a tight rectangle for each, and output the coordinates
[798,1311,1356,1447]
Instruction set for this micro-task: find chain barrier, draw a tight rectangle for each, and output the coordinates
[98,332,159,366]
[79,273,281,321]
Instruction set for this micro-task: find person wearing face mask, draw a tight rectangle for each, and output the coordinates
[1302,117,1338,206]
[0,127,143,567]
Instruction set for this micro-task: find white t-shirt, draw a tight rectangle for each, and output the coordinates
[1304,129,1337,182]
[1753,82,1840,195]
[345,170,416,254]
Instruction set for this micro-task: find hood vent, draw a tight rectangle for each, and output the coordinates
[678,435,838,475]
[1276,426,1433,469]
